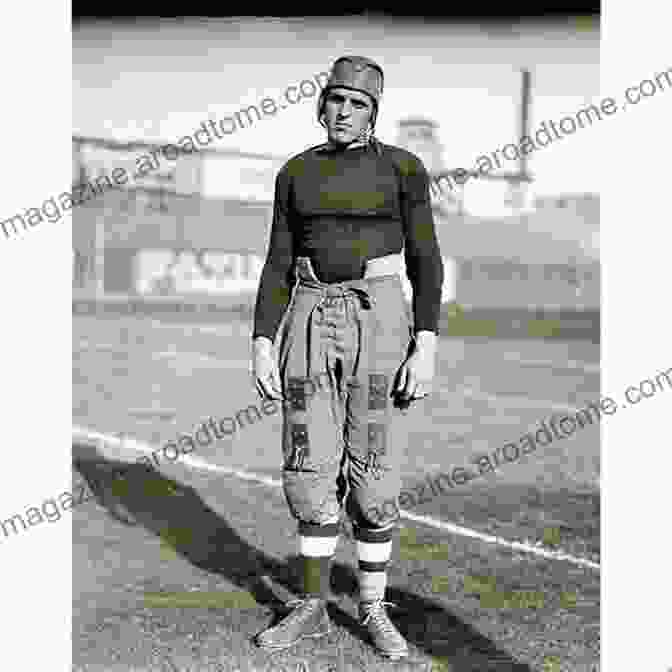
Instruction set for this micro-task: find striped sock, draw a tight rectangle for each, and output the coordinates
[298,520,340,599]
[354,523,394,602]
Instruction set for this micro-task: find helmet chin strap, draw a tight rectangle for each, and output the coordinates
[356,126,371,143]
[359,123,383,155]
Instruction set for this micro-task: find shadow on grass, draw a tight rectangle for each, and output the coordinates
[73,441,531,671]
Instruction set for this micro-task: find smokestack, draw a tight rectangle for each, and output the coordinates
[518,68,531,180]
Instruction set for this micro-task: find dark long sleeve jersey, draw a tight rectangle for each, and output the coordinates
[252,141,444,341]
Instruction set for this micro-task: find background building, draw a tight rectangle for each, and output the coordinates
[73,16,599,338]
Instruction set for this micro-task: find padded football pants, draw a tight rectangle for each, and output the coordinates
[276,255,413,529]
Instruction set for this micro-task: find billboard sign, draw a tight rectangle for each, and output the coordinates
[134,249,265,296]
[133,248,458,303]
[76,140,201,195]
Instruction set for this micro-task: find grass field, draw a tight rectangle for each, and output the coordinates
[73,313,600,672]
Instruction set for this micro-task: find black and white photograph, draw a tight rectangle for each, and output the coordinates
[2,5,671,672]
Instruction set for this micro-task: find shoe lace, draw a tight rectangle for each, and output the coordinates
[360,599,399,635]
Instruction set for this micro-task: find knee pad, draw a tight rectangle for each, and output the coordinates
[282,470,341,524]
[346,492,400,529]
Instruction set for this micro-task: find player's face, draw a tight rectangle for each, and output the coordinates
[323,87,374,146]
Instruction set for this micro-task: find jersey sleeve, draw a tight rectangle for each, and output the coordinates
[252,167,296,341]
[398,153,445,334]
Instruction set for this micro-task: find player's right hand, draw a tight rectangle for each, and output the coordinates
[251,337,284,401]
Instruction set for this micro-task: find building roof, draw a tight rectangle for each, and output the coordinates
[72,134,287,163]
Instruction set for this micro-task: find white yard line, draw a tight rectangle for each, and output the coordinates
[72,425,600,572]
[398,509,600,570]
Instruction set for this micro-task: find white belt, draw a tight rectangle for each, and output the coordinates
[362,253,403,279]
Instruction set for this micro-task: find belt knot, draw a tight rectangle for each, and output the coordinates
[318,285,374,310]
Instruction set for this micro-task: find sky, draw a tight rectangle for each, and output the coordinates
[73,16,600,198]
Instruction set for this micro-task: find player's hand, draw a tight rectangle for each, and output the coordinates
[393,331,437,407]
[251,337,284,401]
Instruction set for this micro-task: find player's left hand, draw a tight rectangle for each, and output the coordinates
[393,331,437,406]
